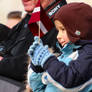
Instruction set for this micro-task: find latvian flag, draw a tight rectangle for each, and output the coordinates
[28,0,54,37]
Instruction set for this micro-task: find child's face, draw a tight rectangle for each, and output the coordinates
[55,20,70,47]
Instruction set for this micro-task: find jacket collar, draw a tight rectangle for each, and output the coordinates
[56,42,81,55]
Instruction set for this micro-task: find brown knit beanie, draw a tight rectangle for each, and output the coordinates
[54,3,92,43]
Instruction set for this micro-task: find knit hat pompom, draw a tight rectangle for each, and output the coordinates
[54,3,92,43]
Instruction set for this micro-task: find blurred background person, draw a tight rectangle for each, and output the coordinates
[0,0,24,25]
[6,11,22,28]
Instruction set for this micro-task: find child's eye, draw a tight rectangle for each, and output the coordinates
[61,28,65,31]
[59,26,65,31]
[60,27,65,32]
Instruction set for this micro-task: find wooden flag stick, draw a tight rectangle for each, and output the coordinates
[38,21,40,43]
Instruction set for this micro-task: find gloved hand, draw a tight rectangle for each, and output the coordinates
[28,36,54,67]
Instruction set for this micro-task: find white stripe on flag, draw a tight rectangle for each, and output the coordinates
[33,7,40,13]
[37,21,48,34]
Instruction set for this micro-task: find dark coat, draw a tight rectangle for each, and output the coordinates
[43,40,92,88]
[0,24,11,42]
[0,14,58,82]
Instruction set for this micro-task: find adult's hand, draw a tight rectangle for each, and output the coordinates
[0,56,3,61]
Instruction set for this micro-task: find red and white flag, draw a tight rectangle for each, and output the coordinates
[28,0,54,37]
[28,0,40,23]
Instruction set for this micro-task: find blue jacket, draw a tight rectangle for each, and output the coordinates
[28,40,92,92]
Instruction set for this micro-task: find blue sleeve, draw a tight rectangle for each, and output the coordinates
[45,83,61,92]
[27,68,46,92]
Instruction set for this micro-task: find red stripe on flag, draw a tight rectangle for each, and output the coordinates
[29,12,40,23]
[29,23,44,37]
[28,0,40,24]
[41,7,54,31]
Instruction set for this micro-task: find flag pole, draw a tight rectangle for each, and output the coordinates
[38,2,40,43]
[38,21,40,43]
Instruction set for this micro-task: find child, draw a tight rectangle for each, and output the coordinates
[27,3,92,92]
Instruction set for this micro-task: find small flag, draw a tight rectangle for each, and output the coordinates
[28,2,54,37]
[28,0,40,24]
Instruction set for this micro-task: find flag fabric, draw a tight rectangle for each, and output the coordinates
[28,0,40,24]
[28,0,54,37]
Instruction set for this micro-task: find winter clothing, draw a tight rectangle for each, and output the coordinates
[54,3,92,43]
[0,14,33,81]
[27,70,45,92]
[42,40,92,92]
[0,24,11,42]
[28,40,92,92]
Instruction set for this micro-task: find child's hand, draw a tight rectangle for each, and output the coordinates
[28,36,40,65]
[28,36,53,66]
[28,36,40,58]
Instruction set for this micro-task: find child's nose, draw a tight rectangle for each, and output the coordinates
[57,32,61,40]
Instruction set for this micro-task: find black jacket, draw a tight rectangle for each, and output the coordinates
[0,14,58,82]
[0,24,11,42]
